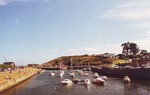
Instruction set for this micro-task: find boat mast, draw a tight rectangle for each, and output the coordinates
[71,57,73,70]
[60,58,62,71]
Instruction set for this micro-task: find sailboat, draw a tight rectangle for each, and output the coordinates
[78,62,83,75]
[87,62,91,71]
[57,58,64,78]
[69,57,75,78]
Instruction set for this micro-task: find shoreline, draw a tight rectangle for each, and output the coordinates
[0,68,38,93]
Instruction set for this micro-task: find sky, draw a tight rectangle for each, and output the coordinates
[0,0,150,65]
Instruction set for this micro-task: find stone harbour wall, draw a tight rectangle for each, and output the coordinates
[0,68,38,92]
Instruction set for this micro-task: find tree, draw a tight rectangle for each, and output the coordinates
[140,50,148,55]
[117,54,125,59]
[121,42,139,56]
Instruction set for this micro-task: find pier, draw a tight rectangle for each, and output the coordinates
[41,67,61,70]
[41,66,91,70]
[91,67,150,80]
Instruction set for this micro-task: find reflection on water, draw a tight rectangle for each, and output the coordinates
[0,70,149,95]
[124,82,131,88]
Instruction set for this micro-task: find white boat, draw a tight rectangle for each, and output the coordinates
[84,79,91,85]
[123,76,131,83]
[37,69,45,73]
[57,59,64,78]
[61,79,73,85]
[69,71,75,78]
[92,77,105,85]
[54,70,57,73]
[93,72,99,78]
[78,70,83,75]
[41,70,45,73]
[69,58,76,78]
[101,76,108,80]
[83,72,89,76]
[83,68,87,71]
[58,72,64,78]
[60,70,65,75]
[49,72,55,76]
[60,73,64,78]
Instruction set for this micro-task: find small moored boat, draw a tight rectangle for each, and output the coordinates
[101,76,108,80]
[84,79,91,85]
[83,72,89,76]
[72,78,80,83]
[123,76,131,83]
[69,71,75,78]
[93,72,99,78]
[49,72,55,76]
[92,77,105,85]
[58,72,64,78]
[61,79,73,85]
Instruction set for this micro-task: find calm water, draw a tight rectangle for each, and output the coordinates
[0,70,149,95]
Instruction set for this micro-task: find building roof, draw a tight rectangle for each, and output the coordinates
[3,62,15,65]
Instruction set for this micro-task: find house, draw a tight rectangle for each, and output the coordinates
[3,62,15,66]
[101,53,115,58]
[132,57,150,67]
[141,62,150,68]
[3,62,16,69]
[141,53,150,59]
[27,64,39,67]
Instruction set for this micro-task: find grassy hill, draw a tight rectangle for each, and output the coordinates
[42,54,130,67]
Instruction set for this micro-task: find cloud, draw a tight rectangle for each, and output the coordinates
[69,44,122,55]
[144,31,150,35]
[137,30,150,38]
[68,39,150,55]
[133,22,150,29]
[133,22,150,37]
[0,0,31,6]
[97,0,150,44]
[134,38,150,51]
[0,0,7,5]
[99,0,150,20]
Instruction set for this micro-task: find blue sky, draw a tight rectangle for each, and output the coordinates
[0,0,150,65]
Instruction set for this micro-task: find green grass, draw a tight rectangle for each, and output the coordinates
[112,59,128,64]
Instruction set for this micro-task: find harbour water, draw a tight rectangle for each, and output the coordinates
[0,70,149,95]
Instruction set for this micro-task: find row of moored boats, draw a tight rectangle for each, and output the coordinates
[49,70,110,86]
